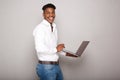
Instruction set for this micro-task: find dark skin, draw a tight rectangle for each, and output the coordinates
[43,8,55,24]
[43,7,78,58]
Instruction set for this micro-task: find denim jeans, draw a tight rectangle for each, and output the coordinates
[36,63,63,80]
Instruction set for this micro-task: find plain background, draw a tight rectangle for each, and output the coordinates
[0,0,120,80]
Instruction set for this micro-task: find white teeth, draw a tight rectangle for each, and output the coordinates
[49,17,53,20]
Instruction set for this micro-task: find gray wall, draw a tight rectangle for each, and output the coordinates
[0,0,120,80]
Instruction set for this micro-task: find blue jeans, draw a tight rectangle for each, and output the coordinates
[36,63,63,80]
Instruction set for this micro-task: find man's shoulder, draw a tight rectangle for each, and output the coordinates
[33,23,46,36]
[35,21,47,29]
[34,24,46,32]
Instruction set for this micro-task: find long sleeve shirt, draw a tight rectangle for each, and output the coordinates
[33,19,66,61]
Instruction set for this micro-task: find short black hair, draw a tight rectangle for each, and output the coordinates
[42,3,56,11]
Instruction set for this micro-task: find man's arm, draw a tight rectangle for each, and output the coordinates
[34,28,57,54]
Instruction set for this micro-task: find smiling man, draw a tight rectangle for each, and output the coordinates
[43,4,55,24]
[33,3,77,80]
[33,3,65,80]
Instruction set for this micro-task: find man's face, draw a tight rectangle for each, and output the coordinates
[43,8,55,24]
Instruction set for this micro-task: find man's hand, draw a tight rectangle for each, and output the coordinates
[56,44,65,52]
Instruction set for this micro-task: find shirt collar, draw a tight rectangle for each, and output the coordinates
[42,19,56,27]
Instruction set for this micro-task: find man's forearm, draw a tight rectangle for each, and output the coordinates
[66,52,78,57]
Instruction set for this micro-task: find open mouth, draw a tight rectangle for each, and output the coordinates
[49,17,54,21]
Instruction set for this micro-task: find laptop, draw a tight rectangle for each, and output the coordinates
[62,41,90,57]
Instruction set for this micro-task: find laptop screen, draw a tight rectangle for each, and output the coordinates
[76,41,89,56]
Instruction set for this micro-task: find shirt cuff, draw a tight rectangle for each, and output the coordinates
[53,48,57,53]
[59,51,66,56]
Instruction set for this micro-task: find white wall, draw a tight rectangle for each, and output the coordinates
[0,0,120,80]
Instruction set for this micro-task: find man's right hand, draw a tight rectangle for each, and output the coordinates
[56,44,65,52]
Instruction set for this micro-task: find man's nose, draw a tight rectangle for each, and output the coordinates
[50,13,54,17]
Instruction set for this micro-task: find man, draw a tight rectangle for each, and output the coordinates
[33,3,77,80]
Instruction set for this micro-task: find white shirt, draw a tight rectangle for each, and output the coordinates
[33,19,66,61]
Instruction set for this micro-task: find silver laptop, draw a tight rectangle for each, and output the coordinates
[62,41,90,57]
